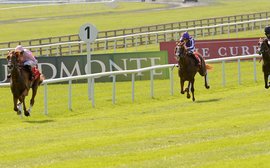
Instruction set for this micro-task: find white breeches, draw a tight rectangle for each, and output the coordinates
[24,60,38,67]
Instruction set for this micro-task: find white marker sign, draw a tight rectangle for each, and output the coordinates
[79,23,98,43]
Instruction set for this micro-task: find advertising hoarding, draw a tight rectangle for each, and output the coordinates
[0,51,169,83]
[160,38,260,64]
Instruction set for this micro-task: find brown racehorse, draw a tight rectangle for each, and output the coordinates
[7,51,44,116]
[174,42,211,101]
[258,38,270,89]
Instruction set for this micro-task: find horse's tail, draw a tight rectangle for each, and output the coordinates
[199,63,213,76]
[197,53,213,71]
[206,64,213,70]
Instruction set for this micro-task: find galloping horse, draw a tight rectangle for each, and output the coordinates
[258,38,270,89]
[174,42,211,101]
[7,51,44,116]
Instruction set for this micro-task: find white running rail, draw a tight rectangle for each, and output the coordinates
[0,54,262,115]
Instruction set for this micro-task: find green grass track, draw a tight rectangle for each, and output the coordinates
[0,61,269,168]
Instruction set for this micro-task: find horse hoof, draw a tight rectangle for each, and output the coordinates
[205,85,210,89]
[187,94,191,99]
[193,98,195,101]
[265,86,269,89]
[181,91,185,94]
[24,112,30,117]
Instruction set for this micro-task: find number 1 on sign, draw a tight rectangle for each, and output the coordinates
[85,26,90,39]
[79,23,97,43]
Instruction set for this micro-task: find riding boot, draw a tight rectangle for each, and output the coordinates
[25,65,34,80]
[195,55,201,67]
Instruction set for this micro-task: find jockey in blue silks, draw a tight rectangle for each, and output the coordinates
[179,31,200,66]
[180,31,195,53]
[179,32,201,66]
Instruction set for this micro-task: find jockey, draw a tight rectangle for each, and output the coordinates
[7,45,38,80]
[258,26,270,55]
[179,31,200,66]
[180,31,195,53]
[265,26,270,41]
[15,45,38,66]
[16,45,38,80]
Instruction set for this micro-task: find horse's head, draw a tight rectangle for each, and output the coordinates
[6,51,20,71]
[174,42,187,58]
[258,38,270,64]
[258,38,270,55]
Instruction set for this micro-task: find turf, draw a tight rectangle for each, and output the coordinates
[0,0,270,42]
[0,61,269,168]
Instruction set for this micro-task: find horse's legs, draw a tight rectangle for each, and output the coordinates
[191,79,195,101]
[30,83,38,106]
[28,83,38,115]
[180,78,185,94]
[186,82,191,99]
[264,73,269,89]
[13,95,20,115]
[204,72,210,89]
[21,97,30,117]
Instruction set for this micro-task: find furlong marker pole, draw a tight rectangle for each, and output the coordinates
[78,23,98,102]
[87,41,92,100]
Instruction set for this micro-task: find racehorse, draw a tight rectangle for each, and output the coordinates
[258,38,270,89]
[174,42,211,101]
[7,51,44,116]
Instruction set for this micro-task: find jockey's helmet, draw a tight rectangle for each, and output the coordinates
[15,45,24,53]
[264,26,270,37]
[182,32,190,39]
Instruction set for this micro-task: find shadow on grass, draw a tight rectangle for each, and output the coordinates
[195,98,222,103]
[23,119,54,124]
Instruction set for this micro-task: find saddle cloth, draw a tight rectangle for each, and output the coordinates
[32,67,41,80]
[194,52,201,65]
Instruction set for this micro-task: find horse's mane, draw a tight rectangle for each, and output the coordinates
[7,50,21,61]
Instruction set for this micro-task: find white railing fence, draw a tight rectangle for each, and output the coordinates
[0,54,262,115]
[1,18,269,57]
